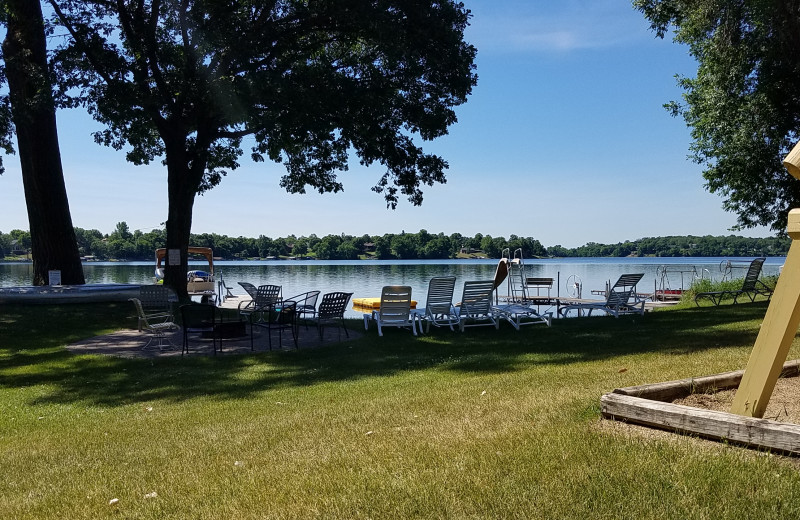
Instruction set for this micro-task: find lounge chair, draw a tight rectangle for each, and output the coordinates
[237,282,258,310]
[694,258,772,306]
[456,280,499,331]
[313,292,353,340]
[493,303,552,330]
[558,273,646,318]
[414,276,459,333]
[239,282,258,299]
[364,285,417,336]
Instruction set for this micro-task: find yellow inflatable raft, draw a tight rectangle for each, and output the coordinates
[352,297,417,309]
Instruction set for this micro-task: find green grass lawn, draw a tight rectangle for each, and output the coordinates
[2,301,800,519]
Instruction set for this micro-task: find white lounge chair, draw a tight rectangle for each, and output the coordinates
[456,280,499,331]
[415,276,459,333]
[364,285,417,336]
[493,302,552,330]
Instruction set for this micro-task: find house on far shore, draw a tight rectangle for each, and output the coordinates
[460,246,483,255]
[10,239,28,256]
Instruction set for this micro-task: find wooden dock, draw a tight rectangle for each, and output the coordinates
[497,295,676,315]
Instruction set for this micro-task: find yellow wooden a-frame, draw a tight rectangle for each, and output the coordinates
[731,143,800,417]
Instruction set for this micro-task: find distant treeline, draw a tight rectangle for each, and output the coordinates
[0,223,791,261]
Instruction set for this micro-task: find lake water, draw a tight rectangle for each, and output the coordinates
[0,257,784,318]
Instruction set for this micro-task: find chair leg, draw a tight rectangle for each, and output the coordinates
[267,325,273,351]
[141,334,156,350]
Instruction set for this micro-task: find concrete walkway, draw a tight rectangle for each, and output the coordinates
[67,324,361,359]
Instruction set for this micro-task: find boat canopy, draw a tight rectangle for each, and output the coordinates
[155,247,214,274]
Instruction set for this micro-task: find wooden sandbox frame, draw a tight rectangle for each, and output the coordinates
[601,359,800,455]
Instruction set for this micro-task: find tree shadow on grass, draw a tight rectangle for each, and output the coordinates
[0,301,778,407]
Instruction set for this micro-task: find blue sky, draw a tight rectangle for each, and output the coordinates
[0,1,774,248]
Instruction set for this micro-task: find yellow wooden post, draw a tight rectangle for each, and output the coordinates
[731,211,800,416]
[731,143,800,417]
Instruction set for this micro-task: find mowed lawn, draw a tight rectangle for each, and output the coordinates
[3,301,800,519]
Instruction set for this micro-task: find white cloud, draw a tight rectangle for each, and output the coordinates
[467,1,653,53]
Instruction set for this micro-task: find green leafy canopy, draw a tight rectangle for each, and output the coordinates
[634,0,800,232]
[45,0,477,207]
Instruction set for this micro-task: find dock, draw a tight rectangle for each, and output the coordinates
[496,294,677,316]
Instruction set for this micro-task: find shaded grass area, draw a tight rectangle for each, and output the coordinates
[3,302,800,518]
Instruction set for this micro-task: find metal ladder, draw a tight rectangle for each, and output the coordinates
[502,248,528,303]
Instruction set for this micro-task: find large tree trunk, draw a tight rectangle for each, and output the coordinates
[3,0,85,285]
[162,141,198,300]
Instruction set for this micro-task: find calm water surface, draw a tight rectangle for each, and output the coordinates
[0,257,784,318]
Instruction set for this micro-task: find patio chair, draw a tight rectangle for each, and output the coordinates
[558,273,646,318]
[261,300,298,350]
[364,285,417,336]
[239,282,258,298]
[237,282,258,311]
[313,292,353,340]
[455,280,499,331]
[694,258,772,306]
[240,284,282,322]
[414,276,459,333]
[180,303,220,355]
[137,284,175,331]
[284,290,321,326]
[241,284,282,349]
[129,297,179,350]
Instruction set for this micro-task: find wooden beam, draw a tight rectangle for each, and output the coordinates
[614,360,800,402]
[784,141,800,180]
[601,392,800,455]
[731,210,800,417]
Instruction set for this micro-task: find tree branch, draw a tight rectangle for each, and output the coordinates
[47,0,115,85]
